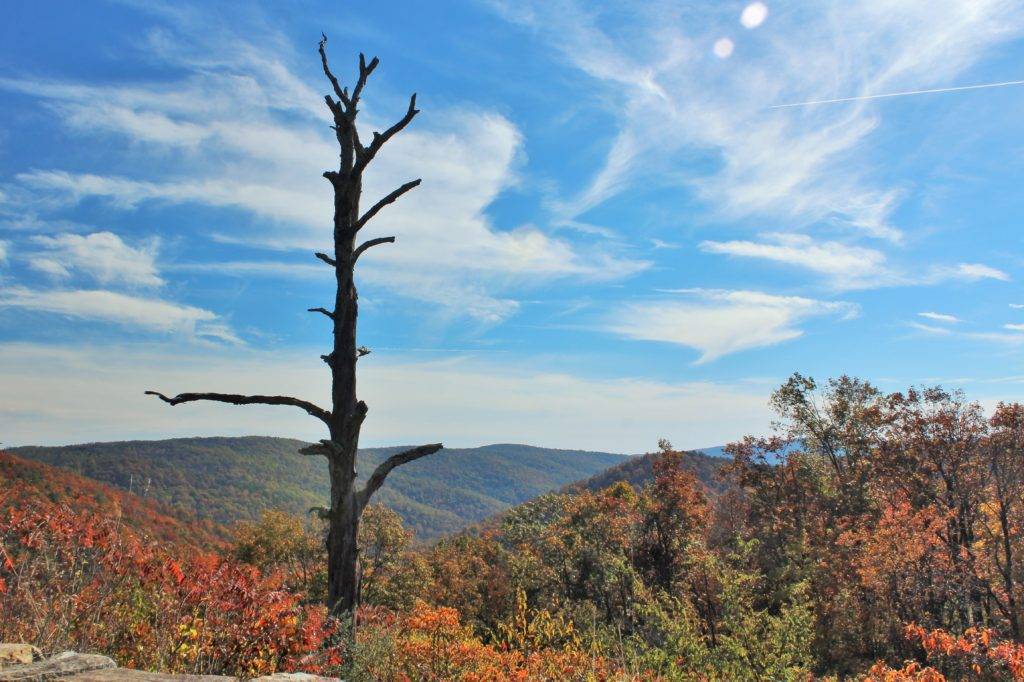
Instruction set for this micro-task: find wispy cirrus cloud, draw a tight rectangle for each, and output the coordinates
[698,233,1010,290]
[606,288,857,363]
[945,262,1011,282]
[919,312,961,324]
[2,20,648,324]
[908,322,954,336]
[0,286,237,343]
[492,0,1024,245]
[699,233,888,289]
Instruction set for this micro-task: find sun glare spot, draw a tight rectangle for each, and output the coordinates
[713,38,735,58]
[741,2,768,29]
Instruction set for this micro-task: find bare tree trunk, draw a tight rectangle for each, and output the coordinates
[146,36,443,621]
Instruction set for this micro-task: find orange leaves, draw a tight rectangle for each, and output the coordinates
[887,624,1024,681]
[354,601,619,681]
[860,624,1024,680]
[864,660,946,681]
[0,496,340,678]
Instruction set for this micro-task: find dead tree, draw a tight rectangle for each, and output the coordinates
[146,36,442,618]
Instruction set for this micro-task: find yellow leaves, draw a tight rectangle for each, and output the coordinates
[496,588,581,655]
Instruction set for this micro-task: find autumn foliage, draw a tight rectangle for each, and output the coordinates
[0,485,340,677]
[6,374,1024,680]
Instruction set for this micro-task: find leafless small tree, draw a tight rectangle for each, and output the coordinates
[146,36,442,618]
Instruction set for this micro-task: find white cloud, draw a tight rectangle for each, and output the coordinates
[1005,323,1024,332]
[919,311,961,323]
[908,321,953,336]
[950,262,1010,282]
[740,3,769,29]
[493,0,1024,243]
[28,231,162,287]
[699,232,1010,290]
[0,287,235,343]
[650,238,680,250]
[0,342,774,451]
[0,240,8,264]
[967,331,1024,346]
[3,32,648,323]
[28,258,70,279]
[699,233,888,289]
[606,288,857,363]
[713,38,734,59]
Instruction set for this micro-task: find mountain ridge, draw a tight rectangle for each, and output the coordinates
[10,436,629,540]
[0,450,229,548]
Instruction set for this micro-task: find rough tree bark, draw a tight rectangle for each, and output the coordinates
[146,36,442,619]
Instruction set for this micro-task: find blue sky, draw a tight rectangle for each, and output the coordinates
[1,0,1023,451]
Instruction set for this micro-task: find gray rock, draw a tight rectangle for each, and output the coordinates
[251,671,339,675]
[68,671,230,681]
[0,652,116,682]
[0,645,44,667]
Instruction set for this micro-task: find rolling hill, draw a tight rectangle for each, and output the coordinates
[10,437,628,540]
[567,447,730,495]
[0,450,229,548]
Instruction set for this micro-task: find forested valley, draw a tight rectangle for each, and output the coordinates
[5,374,1024,680]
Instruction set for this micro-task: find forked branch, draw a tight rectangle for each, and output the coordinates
[354,94,419,173]
[357,443,443,509]
[145,390,331,425]
[351,53,380,106]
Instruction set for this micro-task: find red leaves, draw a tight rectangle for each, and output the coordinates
[167,559,185,585]
[0,493,341,677]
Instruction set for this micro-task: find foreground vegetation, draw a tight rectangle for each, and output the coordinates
[5,374,1024,680]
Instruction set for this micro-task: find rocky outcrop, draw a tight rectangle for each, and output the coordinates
[0,645,43,667]
[0,646,340,682]
[0,652,116,682]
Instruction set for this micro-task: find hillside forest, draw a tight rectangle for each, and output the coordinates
[8,440,630,541]
[5,374,1024,680]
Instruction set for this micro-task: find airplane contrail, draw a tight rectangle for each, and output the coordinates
[769,79,1024,109]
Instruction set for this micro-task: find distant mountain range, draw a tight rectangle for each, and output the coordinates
[10,437,632,540]
[10,437,733,541]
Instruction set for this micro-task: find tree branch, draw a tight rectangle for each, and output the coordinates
[308,307,335,320]
[354,94,419,173]
[351,53,379,107]
[145,391,331,425]
[300,439,343,458]
[356,180,421,231]
[323,95,343,118]
[318,35,351,109]
[353,237,395,263]
[309,506,331,520]
[357,443,443,509]
[315,252,336,267]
